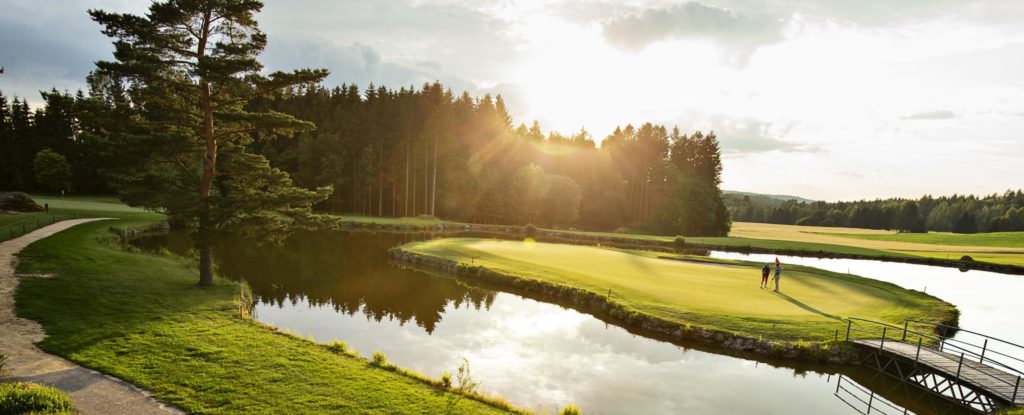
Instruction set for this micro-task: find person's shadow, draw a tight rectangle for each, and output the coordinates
[772,291,843,321]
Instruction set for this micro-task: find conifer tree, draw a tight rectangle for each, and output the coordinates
[90,0,330,286]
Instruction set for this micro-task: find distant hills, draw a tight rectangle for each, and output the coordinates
[723,190,816,204]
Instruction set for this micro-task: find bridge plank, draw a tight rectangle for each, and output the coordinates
[853,339,1023,405]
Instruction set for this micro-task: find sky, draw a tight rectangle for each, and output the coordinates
[1,0,1022,201]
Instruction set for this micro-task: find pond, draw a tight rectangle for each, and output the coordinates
[136,230,1011,414]
[710,251,1024,369]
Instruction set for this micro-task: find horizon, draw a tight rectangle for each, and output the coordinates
[1,0,1022,201]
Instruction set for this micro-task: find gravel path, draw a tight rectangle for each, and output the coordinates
[0,218,185,414]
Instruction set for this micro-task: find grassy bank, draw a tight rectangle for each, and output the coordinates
[1,194,148,243]
[397,238,957,343]
[13,216,518,414]
[825,231,1024,249]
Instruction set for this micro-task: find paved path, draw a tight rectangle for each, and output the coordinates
[0,218,185,414]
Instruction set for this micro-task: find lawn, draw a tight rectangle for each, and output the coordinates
[824,231,1024,249]
[398,238,956,343]
[1,194,150,243]
[730,222,1024,254]
[13,214,516,414]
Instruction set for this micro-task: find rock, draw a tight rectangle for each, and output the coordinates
[0,192,43,212]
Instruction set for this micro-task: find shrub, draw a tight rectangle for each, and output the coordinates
[524,223,537,238]
[0,192,43,212]
[326,341,348,355]
[960,255,974,262]
[0,351,8,379]
[440,371,452,389]
[0,382,74,415]
[371,351,390,368]
[673,236,686,248]
[560,404,583,415]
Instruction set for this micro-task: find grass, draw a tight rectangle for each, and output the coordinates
[339,214,449,227]
[553,228,909,258]
[0,382,75,415]
[399,238,957,342]
[0,194,149,243]
[894,251,1024,267]
[824,231,1024,249]
[13,213,516,414]
[730,222,1024,254]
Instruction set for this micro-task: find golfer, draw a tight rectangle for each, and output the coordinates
[773,263,783,292]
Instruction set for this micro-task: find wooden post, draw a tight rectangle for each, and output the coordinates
[901,321,909,342]
[880,327,887,351]
[979,339,988,364]
[955,352,964,381]
[1013,375,1020,403]
[846,320,852,341]
[915,338,922,365]
[835,329,838,342]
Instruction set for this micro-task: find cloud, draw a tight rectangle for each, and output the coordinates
[902,110,956,120]
[690,117,816,155]
[602,2,781,56]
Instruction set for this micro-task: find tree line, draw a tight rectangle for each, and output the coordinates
[0,82,731,237]
[246,83,730,235]
[726,190,1024,233]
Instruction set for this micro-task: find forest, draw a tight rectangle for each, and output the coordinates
[0,83,730,236]
[726,191,1024,233]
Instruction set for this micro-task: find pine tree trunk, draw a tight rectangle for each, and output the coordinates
[197,199,214,287]
[405,142,410,217]
[431,135,438,216]
[424,144,428,216]
[378,146,383,216]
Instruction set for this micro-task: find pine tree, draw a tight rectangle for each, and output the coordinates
[90,0,330,286]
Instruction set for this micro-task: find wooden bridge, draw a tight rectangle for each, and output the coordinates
[846,318,1024,413]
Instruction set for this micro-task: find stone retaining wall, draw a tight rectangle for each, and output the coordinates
[390,247,864,365]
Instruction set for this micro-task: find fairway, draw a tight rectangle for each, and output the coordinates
[401,238,955,342]
[730,222,1024,254]
[825,231,1024,249]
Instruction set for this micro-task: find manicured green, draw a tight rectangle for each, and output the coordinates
[823,231,1024,249]
[554,228,912,258]
[895,251,1024,267]
[341,214,449,227]
[0,382,75,415]
[0,194,150,243]
[14,218,515,414]
[400,238,956,342]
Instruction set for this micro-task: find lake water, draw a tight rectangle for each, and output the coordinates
[138,230,1017,414]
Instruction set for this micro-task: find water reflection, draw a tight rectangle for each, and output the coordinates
[134,230,1000,414]
[709,251,1024,370]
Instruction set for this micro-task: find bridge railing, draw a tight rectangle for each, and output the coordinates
[846,317,1023,404]
[906,319,1024,376]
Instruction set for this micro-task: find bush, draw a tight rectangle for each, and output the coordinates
[673,236,686,248]
[0,382,74,415]
[560,404,583,415]
[960,255,974,262]
[326,341,348,354]
[371,351,390,368]
[440,371,452,389]
[524,223,537,238]
[0,192,43,212]
[0,351,8,379]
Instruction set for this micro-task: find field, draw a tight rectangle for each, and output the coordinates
[1,194,148,243]
[823,231,1024,249]
[399,238,956,342]
[726,222,1024,267]
[8,200,517,414]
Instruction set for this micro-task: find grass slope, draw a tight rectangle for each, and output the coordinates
[1,194,149,243]
[401,238,956,342]
[825,231,1024,249]
[14,218,513,414]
